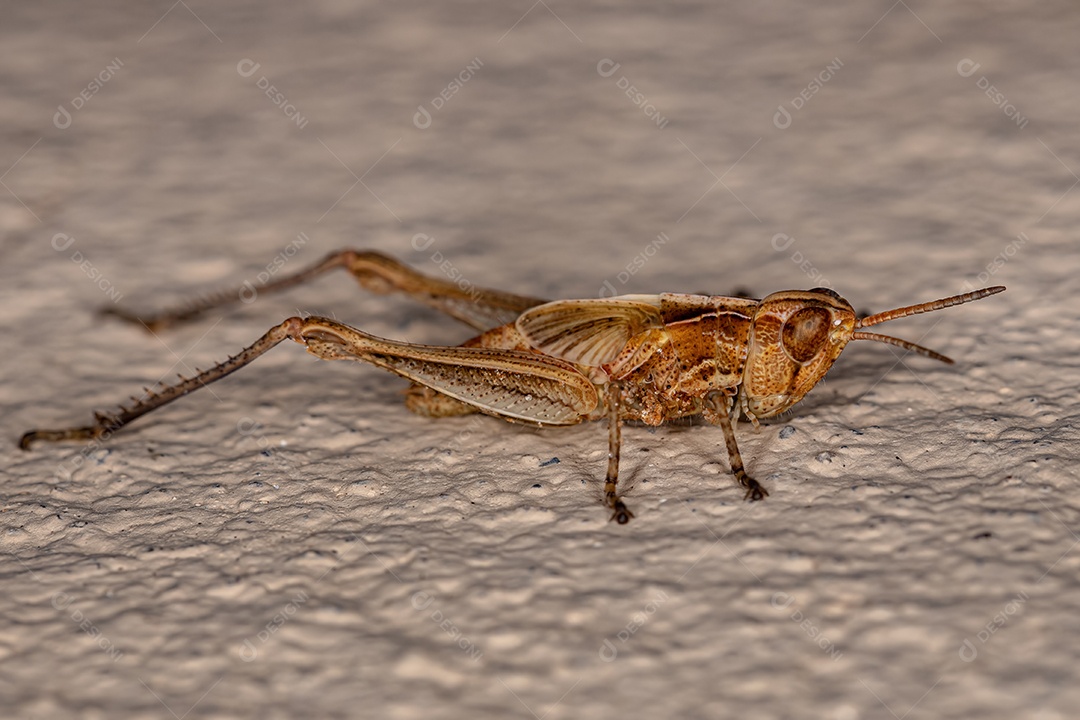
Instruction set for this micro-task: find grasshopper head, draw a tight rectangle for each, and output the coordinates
[739,284,1006,421]
[741,288,856,420]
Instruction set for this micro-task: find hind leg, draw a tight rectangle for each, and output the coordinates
[106,249,548,332]
[22,315,597,449]
[404,384,478,418]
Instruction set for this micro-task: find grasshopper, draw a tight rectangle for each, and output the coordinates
[20,249,1005,523]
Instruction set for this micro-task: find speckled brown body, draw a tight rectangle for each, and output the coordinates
[448,294,753,425]
[448,290,856,430]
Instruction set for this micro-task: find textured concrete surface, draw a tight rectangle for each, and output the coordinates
[3,2,1079,718]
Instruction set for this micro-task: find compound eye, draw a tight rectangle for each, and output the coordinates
[781,307,831,363]
[808,287,842,301]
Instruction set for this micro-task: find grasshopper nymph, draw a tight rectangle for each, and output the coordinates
[20,250,1005,523]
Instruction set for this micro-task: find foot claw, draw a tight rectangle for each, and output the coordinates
[609,500,634,524]
[739,476,769,502]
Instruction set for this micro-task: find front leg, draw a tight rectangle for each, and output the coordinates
[603,382,634,524]
[704,391,768,502]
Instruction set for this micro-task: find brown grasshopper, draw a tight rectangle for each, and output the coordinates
[20,249,1005,523]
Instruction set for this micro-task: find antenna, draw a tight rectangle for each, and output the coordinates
[850,285,1005,364]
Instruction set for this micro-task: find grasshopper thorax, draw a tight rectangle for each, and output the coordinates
[740,289,856,420]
